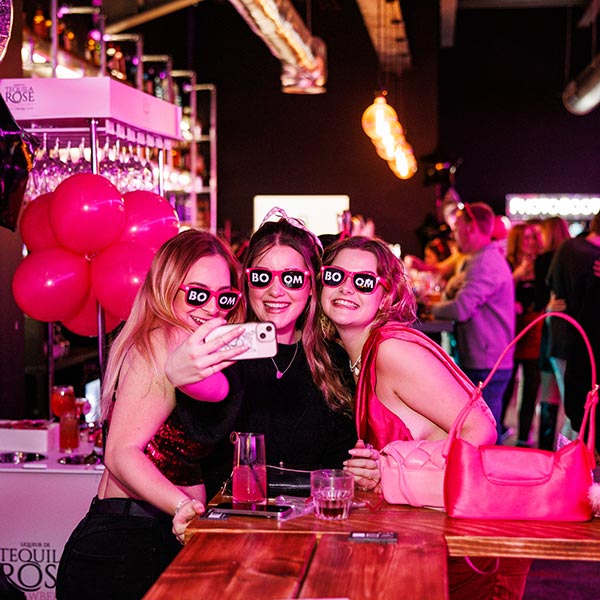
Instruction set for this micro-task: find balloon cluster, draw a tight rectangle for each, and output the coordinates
[12,173,179,336]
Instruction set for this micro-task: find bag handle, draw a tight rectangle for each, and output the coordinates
[447,312,598,457]
[356,324,477,439]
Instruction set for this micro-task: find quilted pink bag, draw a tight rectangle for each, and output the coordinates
[444,312,598,521]
[378,439,447,507]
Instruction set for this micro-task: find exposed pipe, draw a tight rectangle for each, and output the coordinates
[228,0,327,93]
[563,52,600,114]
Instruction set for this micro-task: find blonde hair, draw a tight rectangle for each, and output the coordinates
[101,230,243,419]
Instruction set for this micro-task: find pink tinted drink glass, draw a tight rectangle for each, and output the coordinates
[59,410,80,453]
[230,432,267,508]
[232,465,268,509]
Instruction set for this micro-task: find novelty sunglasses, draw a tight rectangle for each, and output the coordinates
[320,265,388,294]
[179,285,242,311]
[245,268,310,290]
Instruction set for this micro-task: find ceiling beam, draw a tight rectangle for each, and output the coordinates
[105,0,204,34]
[579,0,600,26]
[355,0,411,76]
[441,0,458,48]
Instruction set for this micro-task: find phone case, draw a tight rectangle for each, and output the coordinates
[210,503,293,519]
[206,321,277,359]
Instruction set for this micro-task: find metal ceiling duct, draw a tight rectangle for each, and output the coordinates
[228,0,327,94]
[563,52,600,115]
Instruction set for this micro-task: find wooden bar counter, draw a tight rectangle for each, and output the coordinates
[144,492,600,599]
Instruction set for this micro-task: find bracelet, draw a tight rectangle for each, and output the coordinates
[174,497,195,515]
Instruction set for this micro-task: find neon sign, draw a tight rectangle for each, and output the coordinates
[506,194,600,219]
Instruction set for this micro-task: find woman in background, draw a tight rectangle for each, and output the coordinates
[534,216,571,449]
[57,230,246,600]
[500,221,542,446]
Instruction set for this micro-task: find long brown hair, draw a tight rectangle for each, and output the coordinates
[506,221,540,268]
[316,236,417,411]
[540,216,570,253]
[242,218,351,415]
[101,229,243,418]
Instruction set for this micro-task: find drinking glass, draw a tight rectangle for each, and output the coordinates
[310,469,354,520]
[51,385,75,418]
[59,410,80,453]
[230,432,267,509]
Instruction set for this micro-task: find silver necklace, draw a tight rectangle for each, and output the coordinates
[349,355,362,377]
[271,342,299,379]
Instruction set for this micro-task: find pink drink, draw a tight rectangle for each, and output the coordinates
[59,411,79,453]
[232,464,267,509]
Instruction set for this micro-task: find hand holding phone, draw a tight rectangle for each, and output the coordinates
[205,322,277,360]
[166,318,251,389]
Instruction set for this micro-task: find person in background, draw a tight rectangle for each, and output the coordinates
[405,198,466,284]
[424,236,452,266]
[500,221,543,446]
[166,209,357,535]
[404,236,462,283]
[317,235,528,600]
[56,230,246,600]
[534,216,571,449]
[430,202,515,442]
[548,211,600,457]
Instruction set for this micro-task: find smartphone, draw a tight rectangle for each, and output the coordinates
[205,321,277,360]
[208,502,293,520]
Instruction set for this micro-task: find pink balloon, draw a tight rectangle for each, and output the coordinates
[12,247,91,322]
[91,241,155,320]
[19,193,60,251]
[62,290,122,337]
[50,174,126,255]
[121,190,179,250]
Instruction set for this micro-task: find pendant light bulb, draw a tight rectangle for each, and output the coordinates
[361,91,398,140]
[389,142,417,180]
[373,121,405,160]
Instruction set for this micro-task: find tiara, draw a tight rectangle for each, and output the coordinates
[259,206,324,251]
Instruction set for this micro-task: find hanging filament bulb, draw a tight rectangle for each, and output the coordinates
[361,91,399,140]
[373,121,405,161]
[389,141,417,180]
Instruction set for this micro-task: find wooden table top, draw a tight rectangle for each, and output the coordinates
[145,493,600,599]
[186,492,600,561]
[145,529,448,600]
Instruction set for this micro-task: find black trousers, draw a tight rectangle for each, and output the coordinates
[56,497,181,600]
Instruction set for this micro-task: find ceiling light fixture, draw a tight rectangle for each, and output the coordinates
[228,0,326,94]
[562,5,600,115]
[563,52,600,115]
[360,1,416,180]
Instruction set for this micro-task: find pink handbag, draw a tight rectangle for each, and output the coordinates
[379,439,447,508]
[444,312,598,521]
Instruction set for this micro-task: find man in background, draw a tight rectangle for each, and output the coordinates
[431,202,515,442]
